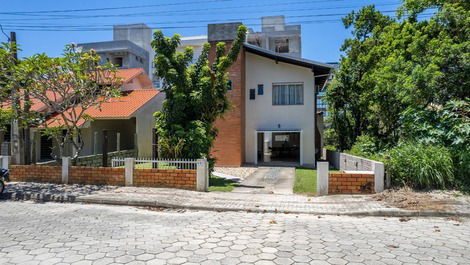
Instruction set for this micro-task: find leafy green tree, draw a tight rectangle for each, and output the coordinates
[152,25,247,167]
[0,43,15,133]
[326,0,469,151]
[24,44,122,163]
[326,0,469,188]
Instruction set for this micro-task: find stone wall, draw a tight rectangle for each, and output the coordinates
[76,149,136,167]
[328,172,374,194]
[9,165,61,183]
[134,169,196,190]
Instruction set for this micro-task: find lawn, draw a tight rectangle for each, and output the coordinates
[208,175,238,192]
[294,168,317,195]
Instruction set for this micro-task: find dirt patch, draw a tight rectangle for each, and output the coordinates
[372,187,460,211]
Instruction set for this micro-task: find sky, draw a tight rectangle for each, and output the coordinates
[0,0,403,63]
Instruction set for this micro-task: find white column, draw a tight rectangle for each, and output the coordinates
[0,156,10,169]
[124,158,135,186]
[300,130,304,166]
[62,157,71,184]
[196,158,208,192]
[373,162,385,193]
[316,161,329,196]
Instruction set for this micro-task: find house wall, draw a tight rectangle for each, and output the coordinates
[244,52,316,167]
[133,93,165,157]
[80,119,136,156]
[210,41,246,167]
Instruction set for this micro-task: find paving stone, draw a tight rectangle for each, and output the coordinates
[0,202,469,265]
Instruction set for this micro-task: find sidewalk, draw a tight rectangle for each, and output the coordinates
[2,182,470,217]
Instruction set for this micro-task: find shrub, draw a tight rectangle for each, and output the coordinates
[387,142,454,189]
[348,135,379,157]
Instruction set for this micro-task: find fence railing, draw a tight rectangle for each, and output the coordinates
[112,157,198,170]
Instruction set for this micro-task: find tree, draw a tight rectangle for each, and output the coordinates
[326,0,469,185]
[0,43,15,133]
[326,0,469,151]
[152,25,247,168]
[24,44,122,163]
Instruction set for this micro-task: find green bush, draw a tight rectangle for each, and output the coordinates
[348,135,378,157]
[388,142,454,189]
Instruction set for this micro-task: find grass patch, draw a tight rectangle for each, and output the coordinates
[294,168,317,195]
[294,168,340,195]
[209,175,238,192]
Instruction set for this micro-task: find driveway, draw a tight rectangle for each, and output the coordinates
[232,167,295,195]
[0,201,469,265]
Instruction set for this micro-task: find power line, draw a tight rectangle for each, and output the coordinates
[0,0,394,21]
[0,2,402,28]
[1,13,435,32]
[0,10,401,29]
[0,0,232,15]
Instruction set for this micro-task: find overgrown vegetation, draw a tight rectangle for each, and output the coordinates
[388,143,454,189]
[325,0,469,189]
[152,26,247,170]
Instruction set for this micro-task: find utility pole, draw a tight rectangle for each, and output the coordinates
[9,32,23,165]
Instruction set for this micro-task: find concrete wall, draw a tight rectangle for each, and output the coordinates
[244,52,316,167]
[325,150,377,171]
[247,16,301,58]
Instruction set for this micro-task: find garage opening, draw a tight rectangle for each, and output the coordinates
[257,131,301,166]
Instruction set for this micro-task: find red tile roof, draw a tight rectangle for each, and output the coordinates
[45,89,159,128]
[116,68,146,83]
[2,68,151,114]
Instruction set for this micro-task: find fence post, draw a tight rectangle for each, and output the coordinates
[316,161,329,196]
[0,156,10,169]
[62,157,70,184]
[373,162,385,193]
[125,158,135,186]
[196,158,208,192]
[102,130,108,167]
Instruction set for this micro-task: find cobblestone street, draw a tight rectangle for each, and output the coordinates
[0,201,469,265]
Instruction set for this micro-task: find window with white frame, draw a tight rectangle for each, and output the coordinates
[272,83,304,105]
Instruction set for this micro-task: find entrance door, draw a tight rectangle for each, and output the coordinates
[40,135,53,161]
[256,131,301,165]
[270,132,300,163]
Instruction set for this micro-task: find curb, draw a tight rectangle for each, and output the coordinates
[75,197,470,218]
[2,192,469,218]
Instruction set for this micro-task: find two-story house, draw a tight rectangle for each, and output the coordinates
[207,23,334,168]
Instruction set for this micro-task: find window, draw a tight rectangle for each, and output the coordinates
[274,39,289,53]
[258,84,264,95]
[249,89,256,100]
[273,83,303,105]
[112,57,123,67]
[227,80,232,91]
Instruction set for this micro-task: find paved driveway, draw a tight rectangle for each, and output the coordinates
[1,201,469,265]
[232,167,295,195]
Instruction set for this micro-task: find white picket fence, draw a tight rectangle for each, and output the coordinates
[111,157,198,170]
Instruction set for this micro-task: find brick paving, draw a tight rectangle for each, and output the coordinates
[0,201,469,265]
[3,182,470,217]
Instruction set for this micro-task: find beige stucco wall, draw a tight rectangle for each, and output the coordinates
[133,92,165,157]
[245,52,316,167]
